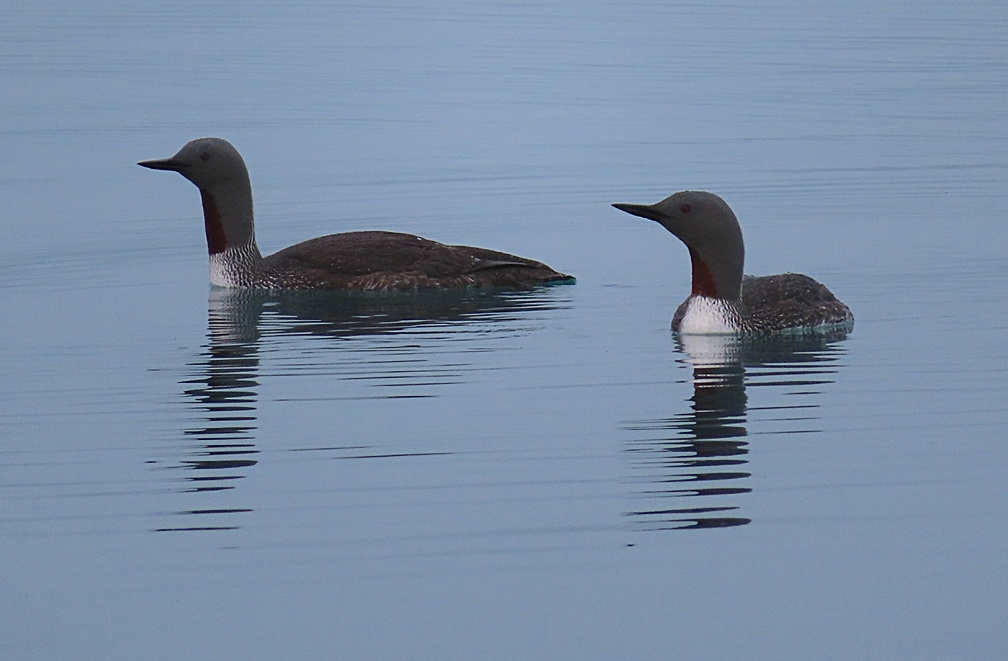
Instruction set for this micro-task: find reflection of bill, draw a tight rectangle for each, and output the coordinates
[625,330,850,531]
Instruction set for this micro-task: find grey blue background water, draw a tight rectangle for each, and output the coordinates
[3,1,1007,658]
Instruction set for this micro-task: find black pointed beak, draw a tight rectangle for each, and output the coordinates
[138,157,188,172]
[612,202,664,223]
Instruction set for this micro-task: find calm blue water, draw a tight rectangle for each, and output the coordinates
[2,1,1008,659]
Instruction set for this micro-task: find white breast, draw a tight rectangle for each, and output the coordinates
[676,296,743,335]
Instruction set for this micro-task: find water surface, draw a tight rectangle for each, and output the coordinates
[2,1,1007,659]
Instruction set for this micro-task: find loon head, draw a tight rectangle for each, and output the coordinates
[140,137,256,254]
[613,190,745,299]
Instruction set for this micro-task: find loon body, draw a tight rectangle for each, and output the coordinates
[613,191,853,335]
[139,138,573,290]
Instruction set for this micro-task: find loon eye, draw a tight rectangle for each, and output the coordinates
[200,152,210,162]
[680,204,692,214]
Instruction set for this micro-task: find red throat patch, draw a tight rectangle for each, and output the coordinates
[199,189,228,254]
[688,248,719,297]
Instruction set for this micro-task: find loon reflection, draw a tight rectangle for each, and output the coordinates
[154,286,571,532]
[625,330,850,530]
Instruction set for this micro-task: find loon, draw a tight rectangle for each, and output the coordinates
[139,137,573,290]
[613,191,853,335]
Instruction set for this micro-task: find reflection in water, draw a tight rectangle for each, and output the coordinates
[216,286,572,338]
[154,296,262,532]
[625,331,850,531]
[153,286,571,532]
